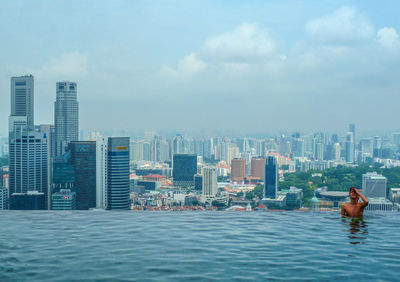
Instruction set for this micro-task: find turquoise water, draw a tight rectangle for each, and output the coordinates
[0,211,399,281]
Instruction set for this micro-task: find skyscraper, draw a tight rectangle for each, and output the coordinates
[9,75,34,131]
[173,154,197,187]
[362,172,387,198]
[8,75,50,209]
[68,141,96,210]
[9,126,49,209]
[202,167,218,197]
[55,81,79,156]
[345,132,355,163]
[96,137,108,209]
[264,156,278,199]
[250,158,265,180]
[107,137,130,210]
[231,158,246,181]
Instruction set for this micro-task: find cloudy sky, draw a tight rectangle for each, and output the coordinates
[1,0,399,136]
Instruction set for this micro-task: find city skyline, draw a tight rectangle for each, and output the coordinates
[1,1,400,135]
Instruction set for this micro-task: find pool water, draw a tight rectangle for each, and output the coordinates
[0,211,399,281]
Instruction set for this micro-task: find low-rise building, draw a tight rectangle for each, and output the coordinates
[52,189,76,210]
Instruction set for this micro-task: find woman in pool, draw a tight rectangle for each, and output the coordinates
[341,187,369,218]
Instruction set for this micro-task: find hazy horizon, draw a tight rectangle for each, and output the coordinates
[1,1,400,136]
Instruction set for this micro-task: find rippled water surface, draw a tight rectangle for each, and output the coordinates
[0,211,399,281]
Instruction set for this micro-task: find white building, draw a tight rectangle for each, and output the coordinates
[201,167,218,203]
[362,172,387,198]
[96,137,108,209]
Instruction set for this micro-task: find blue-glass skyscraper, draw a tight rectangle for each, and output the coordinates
[69,141,96,210]
[173,154,197,187]
[107,137,130,210]
[264,156,278,199]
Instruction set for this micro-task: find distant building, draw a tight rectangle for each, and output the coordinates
[137,180,160,191]
[9,75,34,130]
[173,154,197,187]
[389,188,400,203]
[52,189,76,210]
[0,187,8,210]
[231,158,246,181]
[194,174,203,191]
[54,81,79,156]
[250,158,265,180]
[52,151,75,192]
[345,132,355,163]
[9,126,49,209]
[10,191,45,210]
[202,167,218,197]
[365,197,393,211]
[107,137,130,210]
[362,172,387,198]
[69,141,97,210]
[264,156,278,199]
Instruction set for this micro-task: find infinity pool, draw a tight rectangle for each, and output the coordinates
[0,211,399,281]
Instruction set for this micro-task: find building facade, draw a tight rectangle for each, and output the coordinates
[52,189,76,210]
[202,167,218,197]
[362,172,387,198]
[231,158,246,182]
[250,158,265,180]
[265,156,278,199]
[69,141,97,210]
[8,126,49,209]
[0,187,8,210]
[9,75,34,131]
[55,81,79,156]
[173,154,197,187]
[107,137,130,210]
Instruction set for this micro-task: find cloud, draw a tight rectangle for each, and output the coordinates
[306,6,374,45]
[377,27,400,48]
[200,23,276,63]
[40,52,88,77]
[160,53,207,77]
[160,23,280,76]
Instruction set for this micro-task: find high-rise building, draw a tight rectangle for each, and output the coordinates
[265,156,278,199]
[362,172,387,198]
[345,132,355,163]
[107,137,130,210]
[333,143,341,161]
[9,126,49,208]
[202,167,218,197]
[250,158,266,180]
[69,141,96,210]
[9,75,34,131]
[231,158,246,182]
[0,187,8,210]
[52,151,75,193]
[55,81,79,156]
[194,174,203,191]
[52,189,76,210]
[96,137,108,209]
[349,123,356,144]
[292,138,304,158]
[173,154,197,187]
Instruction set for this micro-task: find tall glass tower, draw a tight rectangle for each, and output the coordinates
[107,137,130,210]
[9,75,50,209]
[55,81,79,156]
[264,156,278,199]
[173,154,197,187]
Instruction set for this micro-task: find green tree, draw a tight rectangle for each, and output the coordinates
[253,185,264,199]
[245,191,255,200]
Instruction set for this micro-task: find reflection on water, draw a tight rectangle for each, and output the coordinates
[342,217,368,244]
